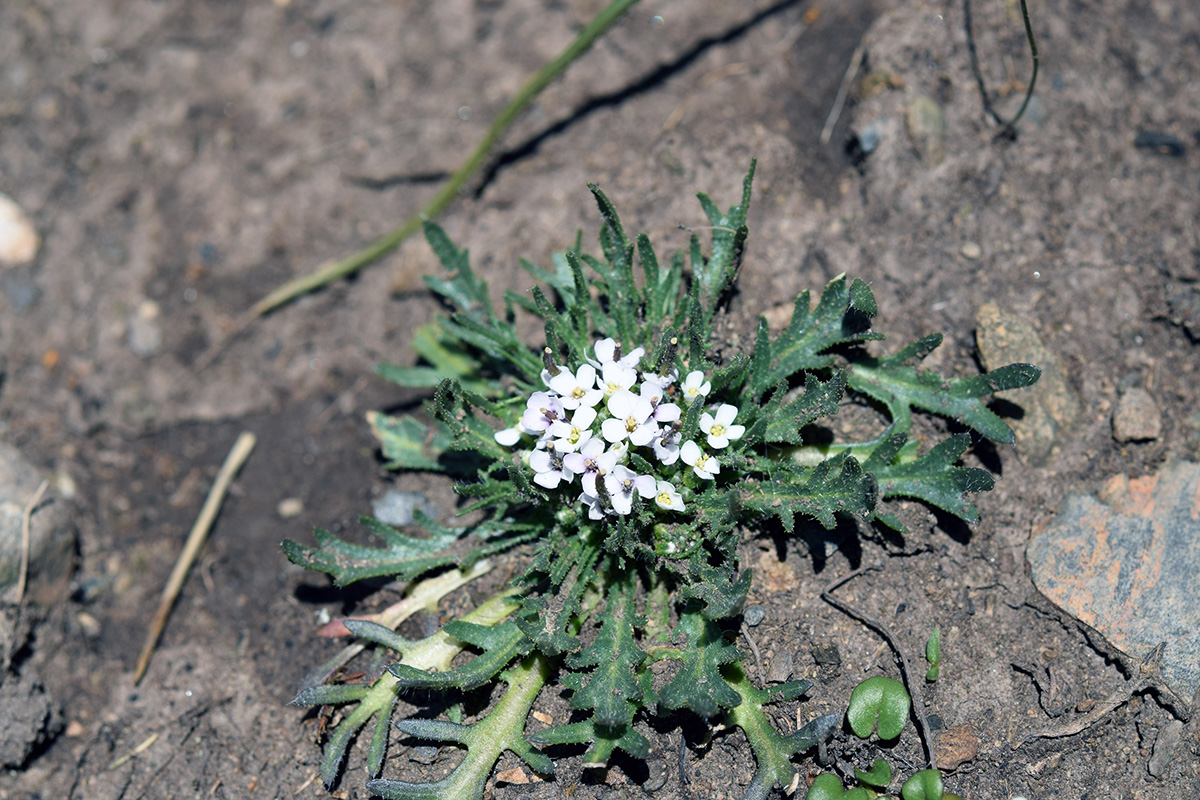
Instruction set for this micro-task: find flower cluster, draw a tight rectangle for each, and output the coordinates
[495,338,744,520]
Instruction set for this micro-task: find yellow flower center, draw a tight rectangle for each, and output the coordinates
[711,424,726,437]
[657,491,672,506]
[624,416,638,432]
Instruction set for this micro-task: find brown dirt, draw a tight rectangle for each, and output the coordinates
[2,0,1199,798]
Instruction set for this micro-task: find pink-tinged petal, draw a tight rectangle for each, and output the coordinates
[654,402,681,422]
[563,452,585,473]
[601,418,628,443]
[633,474,656,497]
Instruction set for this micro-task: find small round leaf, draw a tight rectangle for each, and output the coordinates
[846,676,911,740]
[900,768,944,800]
[806,773,846,800]
[854,758,892,788]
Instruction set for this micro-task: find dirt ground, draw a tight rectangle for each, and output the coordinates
[2,0,1199,798]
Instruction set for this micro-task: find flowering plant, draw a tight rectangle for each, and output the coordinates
[284,163,1039,799]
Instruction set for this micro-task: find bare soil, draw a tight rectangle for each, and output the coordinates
[2,0,1199,798]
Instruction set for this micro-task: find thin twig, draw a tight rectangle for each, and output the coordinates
[819,42,865,145]
[247,0,640,320]
[821,563,937,770]
[133,432,257,684]
[964,0,1040,137]
[12,479,49,606]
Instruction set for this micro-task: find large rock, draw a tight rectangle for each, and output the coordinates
[0,443,74,604]
[1027,461,1200,700]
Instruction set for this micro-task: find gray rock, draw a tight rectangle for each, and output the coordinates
[0,443,74,603]
[743,604,766,627]
[1112,388,1162,442]
[0,672,61,768]
[1027,461,1200,700]
[372,489,438,528]
[768,650,794,683]
[1148,719,1184,777]
[975,303,1080,464]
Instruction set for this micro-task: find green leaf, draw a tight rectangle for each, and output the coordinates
[846,675,911,740]
[563,577,645,729]
[422,221,493,323]
[864,432,994,524]
[848,358,1041,443]
[529,719,651,763]
[742,453,875,531]
[678,563,752,621]
[367,411,455,472]
[658,611,742,717]
[282,518,463,586]
[754,372,846,445]
[692,160,754,312]
[370,654,552,800]
[854,758,893,788]
[753,274,881,394]
[925,626,941,682]
[806,774,848,800]
[387,621,527,691]
[901,769,945,800]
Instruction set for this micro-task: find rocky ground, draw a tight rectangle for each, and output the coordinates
[1,0,1198,798]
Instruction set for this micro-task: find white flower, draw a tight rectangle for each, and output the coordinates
[601,389,658,446]
[604,465,656,515]
[598,361,638,398]
[606,439,630,463]
[529,449,576,489]
[547,364,602,410]
[699,404,745,450]
[681,370,711,403]
[520,392,565,433]
[563,438,617,496]
[548,406,597,453]
[681,440,719,480]
[652,429,681,465]
[580,491,606,520]
[639,382,681,425]
[653,480,685,512]
[494,427,522,446]
[590,338,645,369]
[641,367,678,390]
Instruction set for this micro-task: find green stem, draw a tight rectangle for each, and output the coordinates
[251,0,642,317]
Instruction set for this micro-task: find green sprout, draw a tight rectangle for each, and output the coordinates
[925,626,942,682]
[847,675,911,741]
[284,164,1038,798]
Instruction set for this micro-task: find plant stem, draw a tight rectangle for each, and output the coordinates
[250,0,641,317]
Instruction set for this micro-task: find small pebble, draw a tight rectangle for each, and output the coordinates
[0,193,40,265]
[277,497,304,519]
[127,300,163,359]
[961,242,982,260]
[744,604,766,626]
[768,651,794,683]
[409,745,439,764]
[1112,388,1161,442]
[906,95,946,166]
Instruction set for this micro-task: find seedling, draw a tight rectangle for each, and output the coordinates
[847,675,911,740]
[285,164,1038,798]
[925,626,941,682]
